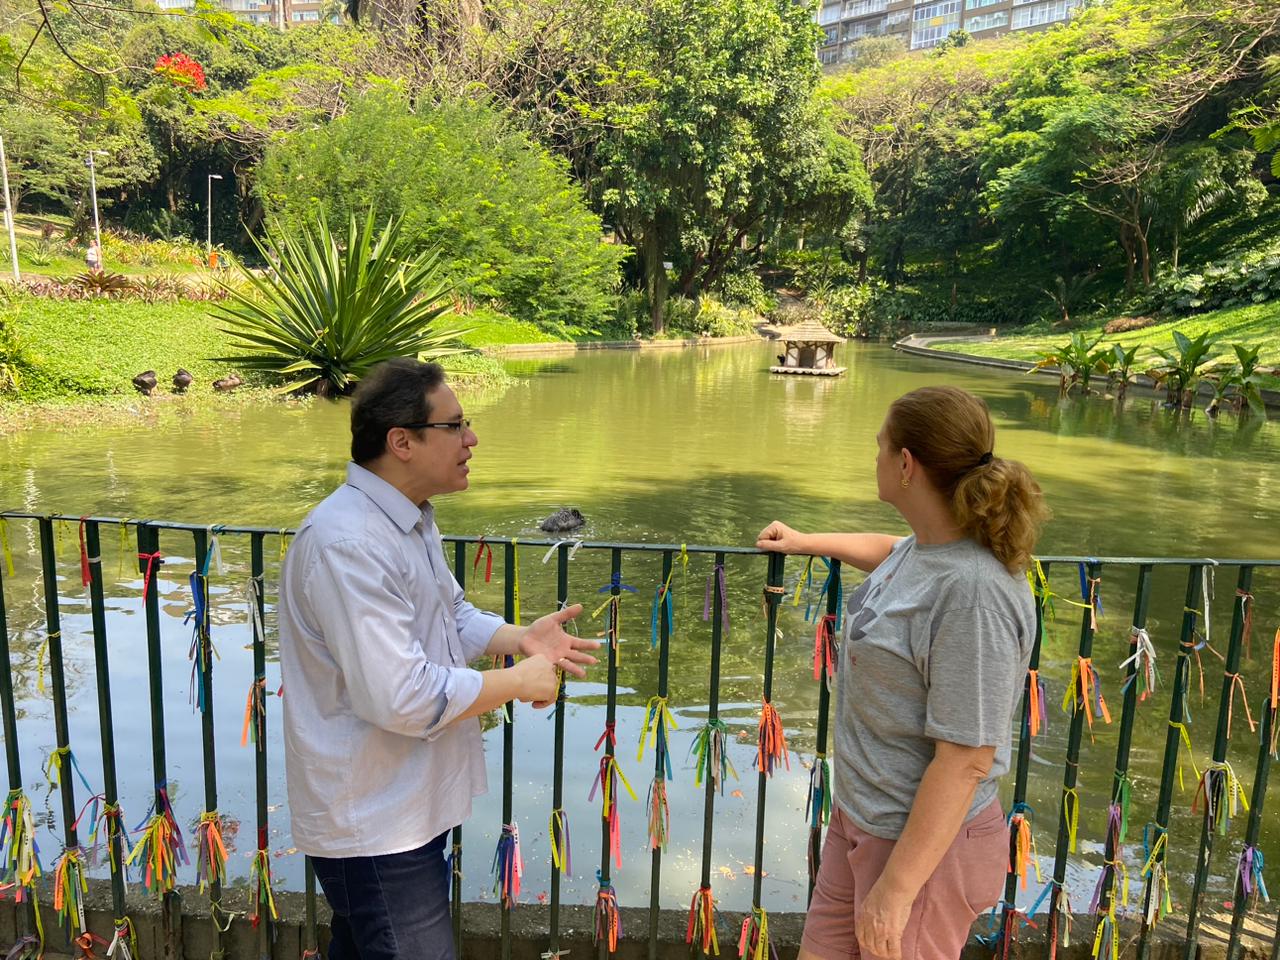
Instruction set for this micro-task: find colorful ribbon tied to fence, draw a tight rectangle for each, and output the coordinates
[1062,657,1111,740]
[1028,669,1047,738]
[1119,627,1159,703]
[686,886,718,956]
[755,700,789,777]
[638,695,677,778]
[590,724,636,869]
[703,563,730,633]
[491,822,522,907]
[738,908,774,960]
[1140,825,1173,926]
[691,718,736,795]
[195,811,229,893]
[1238,845,1269,909]
[1192,761,1249,835]
[647,776,669,853]
[250,847,278,928]
[549,808,572,876]
[52,846,87,936]
[125,789,188,897]
[108,917,138,960]
[242,678,267,749]
[1,791,41,900]
[814,615,837,688]
[474,538,493,582]
[593,573,637,652]
[1006,803,1041,890]
[594,878,621,954]
[651,576,674,649]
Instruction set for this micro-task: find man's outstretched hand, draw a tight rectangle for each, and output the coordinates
[518,604,599,680]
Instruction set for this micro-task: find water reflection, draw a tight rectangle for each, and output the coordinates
[0,342,1277,914]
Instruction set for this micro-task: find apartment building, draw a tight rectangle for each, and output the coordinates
[817,0,1081,64]
[156,0,333,28]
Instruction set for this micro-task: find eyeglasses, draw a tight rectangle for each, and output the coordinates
[398,419,471,433]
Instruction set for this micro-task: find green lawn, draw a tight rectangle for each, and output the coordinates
[929,302,1280,390]
[0,296,549,411]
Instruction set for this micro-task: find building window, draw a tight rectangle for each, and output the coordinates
[964,9,1008,30]
[819,1,843,24]
[823,25,838,43]
[913,0,961,20]
[845,0,889,17]
[886,10,910,26]
[965,0,1003,8]
[844,15,887,39]
[820,47,840,64]
[1012,0,1078,28]
[911,18,960,47]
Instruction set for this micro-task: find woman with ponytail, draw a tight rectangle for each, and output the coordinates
[758,386,1048,960]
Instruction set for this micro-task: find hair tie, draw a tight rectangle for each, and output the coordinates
[977,452,994,467]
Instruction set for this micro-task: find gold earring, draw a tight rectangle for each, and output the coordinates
[900,477,910,489]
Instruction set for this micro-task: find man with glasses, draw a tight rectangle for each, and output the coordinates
[278,358,599,960]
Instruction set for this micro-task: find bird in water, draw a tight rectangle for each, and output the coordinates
[172,368,194,393]
[132,370,158,396]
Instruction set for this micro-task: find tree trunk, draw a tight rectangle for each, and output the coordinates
[641,229,668,335]
[1137,225,1152,287]
[1119,226,1136,293]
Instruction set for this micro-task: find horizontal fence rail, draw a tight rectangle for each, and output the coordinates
[0,511,1276,960]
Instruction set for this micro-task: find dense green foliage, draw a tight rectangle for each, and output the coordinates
[213,212,470,395]
[257,94,625,331]
[819,0,1280,328]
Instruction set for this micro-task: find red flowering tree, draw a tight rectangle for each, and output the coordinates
[154,53,207,92]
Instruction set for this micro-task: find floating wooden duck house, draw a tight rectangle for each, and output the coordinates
[770,320,846,377]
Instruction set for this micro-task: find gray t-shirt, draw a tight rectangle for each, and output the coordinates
[833,535,1035,839]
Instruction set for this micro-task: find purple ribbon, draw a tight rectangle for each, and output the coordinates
[702,563,729,632]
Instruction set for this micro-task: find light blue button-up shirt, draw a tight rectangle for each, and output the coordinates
[279,463,505,858]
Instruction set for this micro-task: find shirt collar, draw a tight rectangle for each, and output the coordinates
[345,462,427,534]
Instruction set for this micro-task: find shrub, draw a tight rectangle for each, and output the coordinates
[715,269,777,314]
[213,211,473,396]
[662,295,758,339]
[0,310,27,395]
[258,92,626,332]
[72,272,136,298]
[1147,246,1280,314]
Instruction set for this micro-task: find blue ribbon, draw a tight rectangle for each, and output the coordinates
[598,573,637,595]
[650,584,674,650]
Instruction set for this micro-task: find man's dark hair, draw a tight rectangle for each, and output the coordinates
[350,358,446,464]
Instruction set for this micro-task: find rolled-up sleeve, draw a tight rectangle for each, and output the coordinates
[449,570,506,662]
[306,540,484,739]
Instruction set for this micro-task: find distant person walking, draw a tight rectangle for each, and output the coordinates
[85,240,102,274]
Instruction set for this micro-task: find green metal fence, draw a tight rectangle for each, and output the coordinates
[0,511,1276,960]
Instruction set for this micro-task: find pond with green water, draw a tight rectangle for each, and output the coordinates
[1,342,1277,919]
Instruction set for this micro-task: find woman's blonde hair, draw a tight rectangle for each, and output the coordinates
[886,386,1049,574]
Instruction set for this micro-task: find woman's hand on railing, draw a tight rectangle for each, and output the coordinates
[756,520,808,555]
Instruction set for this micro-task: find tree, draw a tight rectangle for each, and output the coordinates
[0,104,83,212]
[257,92,625,330]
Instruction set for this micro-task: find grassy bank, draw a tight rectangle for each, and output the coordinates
[928,303,1280,391]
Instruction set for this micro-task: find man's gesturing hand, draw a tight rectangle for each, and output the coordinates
[517,604,599,679]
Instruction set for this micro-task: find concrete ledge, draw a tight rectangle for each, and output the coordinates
[8,877,1277,959]
[482,335,762,356]
[893,335,1280,411]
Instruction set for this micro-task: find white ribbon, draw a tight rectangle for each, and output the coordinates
[206,526,225,576]
[542,539,584,565]
[1120,627,1158,692]
[244,577,265,643]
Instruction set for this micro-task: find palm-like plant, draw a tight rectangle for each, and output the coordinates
[1030,332,1110,395]
[1147,330,1218,408]
[1228,344,1266,417]
[213,211,472,396]
[1107,343,1141,401]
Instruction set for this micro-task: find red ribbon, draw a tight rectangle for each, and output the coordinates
[78,517,91,587]
[137,551,164,601]
[474,539,493,583]
[813,615,837,682]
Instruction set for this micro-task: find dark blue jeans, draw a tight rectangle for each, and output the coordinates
[312,832,455,960]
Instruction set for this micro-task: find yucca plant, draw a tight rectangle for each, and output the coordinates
[212,211,472,396]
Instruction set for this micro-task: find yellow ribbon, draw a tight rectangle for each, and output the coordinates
[1063,787,1080,854]
[1168,721,1200,791]
[511,538,521,626]
[117,520,133,578]
[637,696,678,763]
[35,632,54,696]
[279,529,289,561]
[793,556,815,606]
[599,757,637,814]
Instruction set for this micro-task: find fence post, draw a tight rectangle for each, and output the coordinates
[85,521,130,945]
[1136,564,1204,960]
[1182,565,1254,958]
[547,542,572,960]
[1225,696,1272,960]
[1045,560,1103,956]
[38,517,85,957]
[646,550,674,960]
[0,528,37,952]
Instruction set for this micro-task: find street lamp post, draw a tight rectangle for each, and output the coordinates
[207,173,223,264]
[0,136,20,282]
[85,151,107,271]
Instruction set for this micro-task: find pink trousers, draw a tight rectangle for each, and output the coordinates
[801,801,1008,960]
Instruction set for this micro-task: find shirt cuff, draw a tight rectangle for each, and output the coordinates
[459,610,507,662]
[427,666,485,742]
